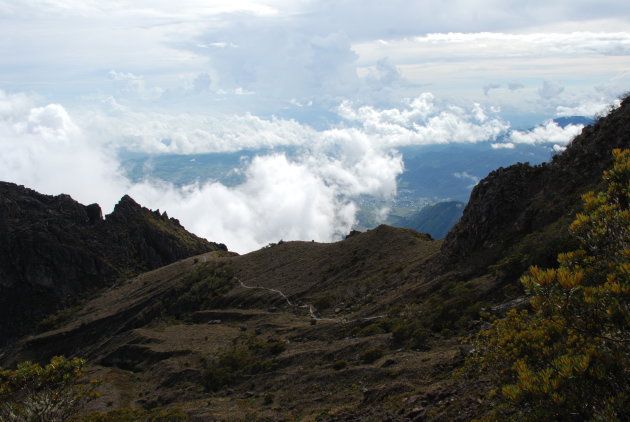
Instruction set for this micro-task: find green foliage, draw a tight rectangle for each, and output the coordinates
[164,262,234,317]
[361,347,384,364]
[80,407,188,422]
[391,320,430,350]
[201,336,286,392]
[490,215,579,281]
[0,356,99,422]
[36,304,85,333]
[466,149,630,421]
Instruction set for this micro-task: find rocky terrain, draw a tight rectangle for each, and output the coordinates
[1,96,628,420]
[0,188,226,344]
[441,100,630,273]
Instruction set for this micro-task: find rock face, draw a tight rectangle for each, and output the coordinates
[440,97,630,272]
[0,185,226,344]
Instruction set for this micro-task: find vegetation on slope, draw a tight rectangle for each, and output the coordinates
[466,149,630,421]
[0,356,97,421]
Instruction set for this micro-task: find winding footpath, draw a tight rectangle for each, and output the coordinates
[233,276,382,323]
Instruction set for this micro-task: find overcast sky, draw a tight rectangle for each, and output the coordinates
[1,1,629,251]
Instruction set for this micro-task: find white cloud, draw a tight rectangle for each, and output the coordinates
[509,120,583,145]
[109,70,165,101]
[192,24,361,103]
[353,32,630,68]
[453,171,480,188]
[337,93,509,146]
[508,81,524,91]
[556,98,622,117]
[491,142,515,149]
[0,90,127,207]
[126,155,358,252]
[0,90,405,253]
[79,106,316,154]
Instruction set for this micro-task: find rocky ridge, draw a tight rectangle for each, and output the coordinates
[440,97,630,274]
[0,185,226,344]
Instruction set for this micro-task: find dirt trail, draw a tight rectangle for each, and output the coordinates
[233,276,382,323]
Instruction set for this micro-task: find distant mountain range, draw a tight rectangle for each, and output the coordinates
[553,115,595,127]
[388,200,464,239]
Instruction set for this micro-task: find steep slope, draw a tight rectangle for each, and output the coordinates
[440,97,630,277]
[0,185,226,344]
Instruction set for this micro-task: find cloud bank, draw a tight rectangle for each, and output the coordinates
[0,90,406,252]
[0,87,623,253]
[337,94,509,146]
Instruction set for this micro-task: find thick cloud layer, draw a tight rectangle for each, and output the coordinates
[337,94,509,146]
[0,90,404,252]
[0,86,623,252]
[509,121,584,150]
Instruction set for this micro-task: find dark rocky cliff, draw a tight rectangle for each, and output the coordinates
[440,96,630,274]
[0,185,226,344]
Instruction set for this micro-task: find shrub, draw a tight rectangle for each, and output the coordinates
[165,263,234,317]
[262,393,274,405]
[312,294,335,311]
[391,320,430,350]
[466,149,630,421]
[202,336,285,392]
[356,322,387,337]
[0,356,99,422]
[361,347,384,364]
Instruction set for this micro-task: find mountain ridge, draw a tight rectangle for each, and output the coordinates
[0,183,227,344]
[440,97,630,275]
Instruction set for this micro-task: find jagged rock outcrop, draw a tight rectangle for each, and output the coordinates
[0,184,226,344]
[440,96,630,273]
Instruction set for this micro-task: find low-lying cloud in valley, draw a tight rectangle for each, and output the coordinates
[1,88,580,253]
[1,89,405,252]
[1,1,628,253]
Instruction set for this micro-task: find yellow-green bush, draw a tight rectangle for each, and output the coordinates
[0,356,98,422]
[201,336,286,392]
[466,149,630,421]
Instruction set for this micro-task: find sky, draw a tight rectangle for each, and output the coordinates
[1,0,629,252]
